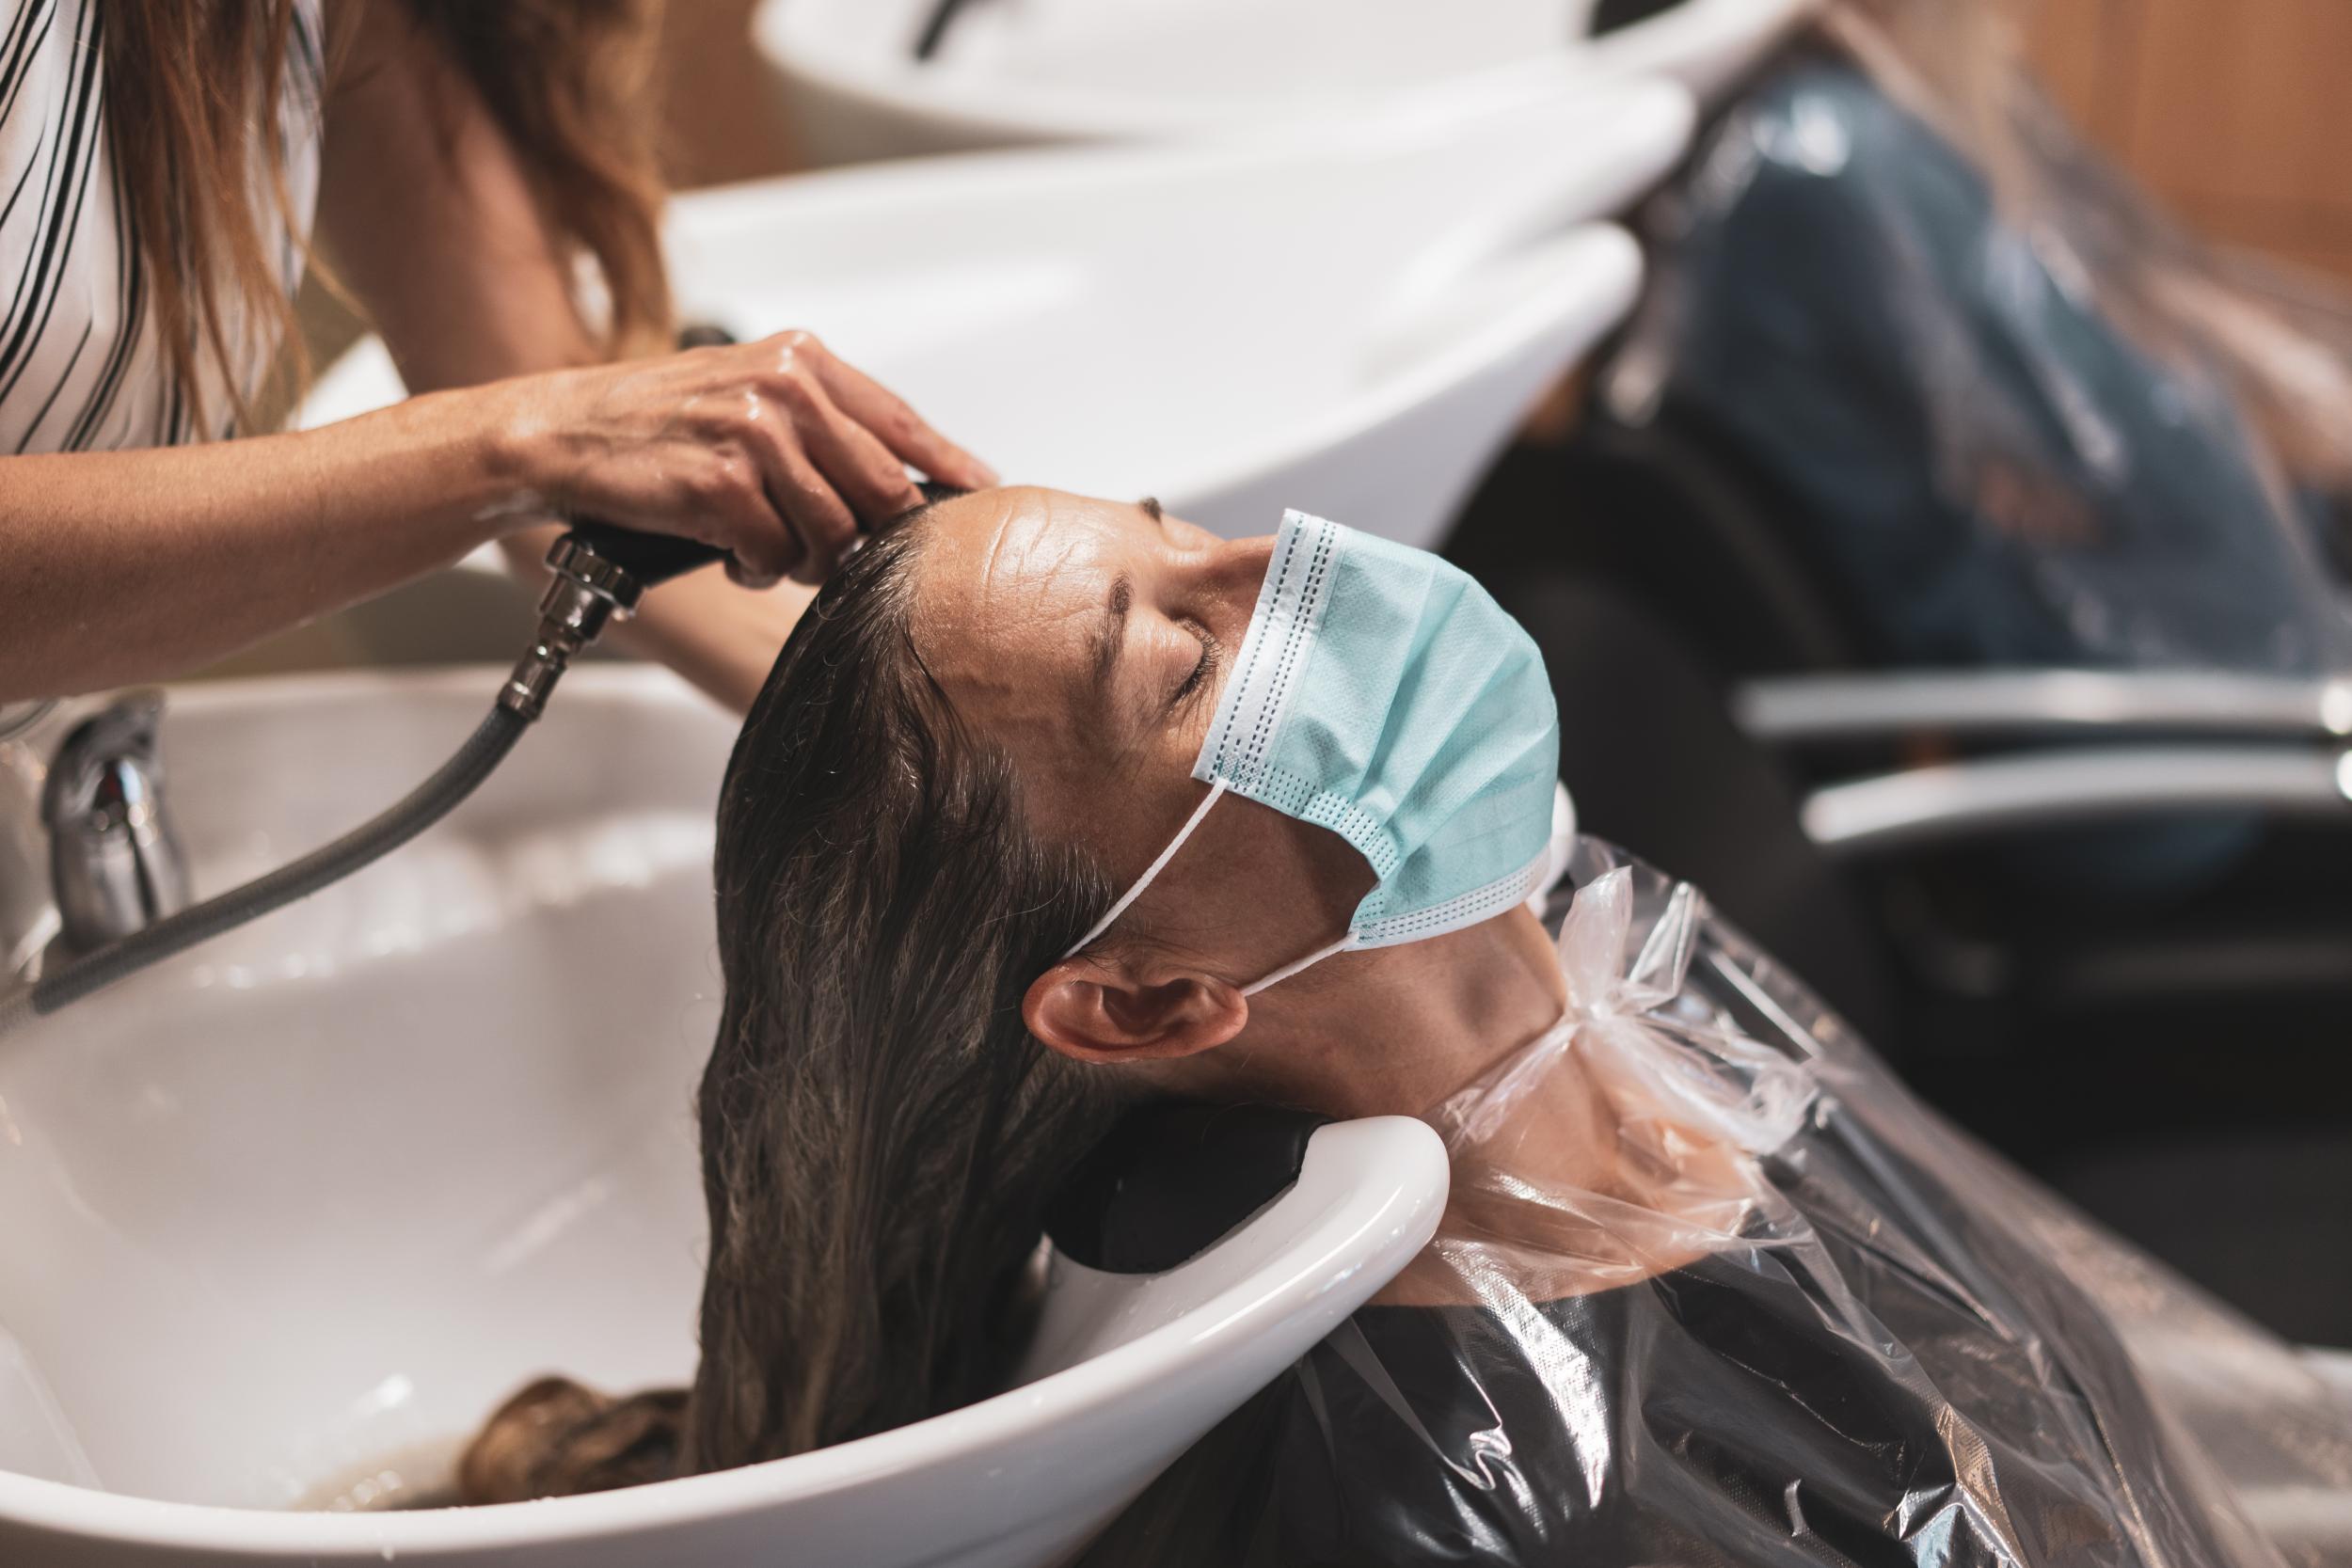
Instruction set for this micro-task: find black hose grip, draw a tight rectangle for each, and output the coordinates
[547,322,747,594]
[563,522,728,591]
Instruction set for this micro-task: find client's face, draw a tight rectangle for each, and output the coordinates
[910,487,1375,984]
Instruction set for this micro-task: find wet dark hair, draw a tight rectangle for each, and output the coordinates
[462,489,1131,1496]
[685,494,1132,1465]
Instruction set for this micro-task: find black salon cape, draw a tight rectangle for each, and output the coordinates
[1084,1101,2255,1568]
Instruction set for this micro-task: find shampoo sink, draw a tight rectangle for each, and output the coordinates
[0,668,1451,1564]
[303,83,1691,555]
[755,0,1804,165]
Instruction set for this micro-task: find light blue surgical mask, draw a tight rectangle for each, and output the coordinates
[1063,510,1562,993]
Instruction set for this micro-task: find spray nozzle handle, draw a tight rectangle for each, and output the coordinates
[539,321,741,600]
[557,522,728,598]
[506,522,723,721]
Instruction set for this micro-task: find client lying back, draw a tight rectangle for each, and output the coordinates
[460,487,2352,1565]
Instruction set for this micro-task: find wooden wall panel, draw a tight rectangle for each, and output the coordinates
[2120,0,2352,214]
[2019,0,2145,154]
[656,0,803,188]
[2025,0,2352,283]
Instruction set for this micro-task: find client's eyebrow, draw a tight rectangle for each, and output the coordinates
[1089,571,1133,693]
[1138,496,1164,523]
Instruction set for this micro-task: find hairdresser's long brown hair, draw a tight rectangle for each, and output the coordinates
[101,0,670,437]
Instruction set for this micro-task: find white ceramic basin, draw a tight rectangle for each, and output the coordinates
[0,668,1451,1564]
[0,669,733,1515]
[303,82,1689,554]
[755,0,1808,165]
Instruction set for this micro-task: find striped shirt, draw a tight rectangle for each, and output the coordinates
[0,0,324,455]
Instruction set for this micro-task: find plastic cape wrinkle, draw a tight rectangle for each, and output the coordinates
[1426,874,1788,1180]
[1085,840,2346,1568]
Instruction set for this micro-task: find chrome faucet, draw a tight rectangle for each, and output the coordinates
[43,693,189,956]
[0,699,60,977]
[1,693,188,980]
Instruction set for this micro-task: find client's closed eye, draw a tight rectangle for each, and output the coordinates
[1171,622,1220,710]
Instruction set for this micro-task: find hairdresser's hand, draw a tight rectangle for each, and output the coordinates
[490,331,996,587]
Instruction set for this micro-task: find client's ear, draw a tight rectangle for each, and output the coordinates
[1024,953,1248,1065]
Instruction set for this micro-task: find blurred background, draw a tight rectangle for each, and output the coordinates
[223,0,2352,1347]
[235,0,2352,676]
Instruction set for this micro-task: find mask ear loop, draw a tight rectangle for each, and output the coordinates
[1060,778,1231,960]
[1240,931,1359,997]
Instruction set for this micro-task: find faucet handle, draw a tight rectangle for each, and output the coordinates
[41,692,190,955]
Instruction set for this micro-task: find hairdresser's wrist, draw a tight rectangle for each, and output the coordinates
[292,378,556,558]
[460,373,579,543]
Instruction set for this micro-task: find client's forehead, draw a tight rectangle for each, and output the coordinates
[913,487,1117,664]
[908,487,1125,780]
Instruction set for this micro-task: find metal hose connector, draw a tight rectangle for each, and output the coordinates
[1,531,661,1038]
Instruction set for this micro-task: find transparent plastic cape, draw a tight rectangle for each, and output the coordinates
[1082,843,2352,1567]
[1602,16,2352,674]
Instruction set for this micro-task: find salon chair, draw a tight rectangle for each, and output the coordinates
[0,1115,1446,1567]
[1448,420,2352,1348]
[1456,412,2352,1022]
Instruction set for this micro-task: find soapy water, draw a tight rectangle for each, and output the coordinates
[292,1436,467,1513]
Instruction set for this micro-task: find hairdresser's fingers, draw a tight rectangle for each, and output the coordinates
[723,555,783,591]
[737,414,862,585]
[809,344,999,491]
[707,466,789,591]
[782,377,929,529]
[681,444,800,587]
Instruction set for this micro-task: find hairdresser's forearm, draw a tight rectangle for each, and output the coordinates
[322,1,806,713]
[0,390,528,701]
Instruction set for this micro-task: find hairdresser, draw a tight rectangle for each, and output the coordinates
[0,0,991,712]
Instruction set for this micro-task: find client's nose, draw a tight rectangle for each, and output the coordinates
[1213,533,1279,596]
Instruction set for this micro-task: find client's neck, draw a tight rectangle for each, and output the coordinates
[1220,903,1718,1212]
[1223,905,1569,1120]
[1234,903,1758,1305]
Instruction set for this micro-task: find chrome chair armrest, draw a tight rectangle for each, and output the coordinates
[1802,745,2352,856]
[1736,671,2352,746]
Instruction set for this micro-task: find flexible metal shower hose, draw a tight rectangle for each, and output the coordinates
[0,705,528,1039]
